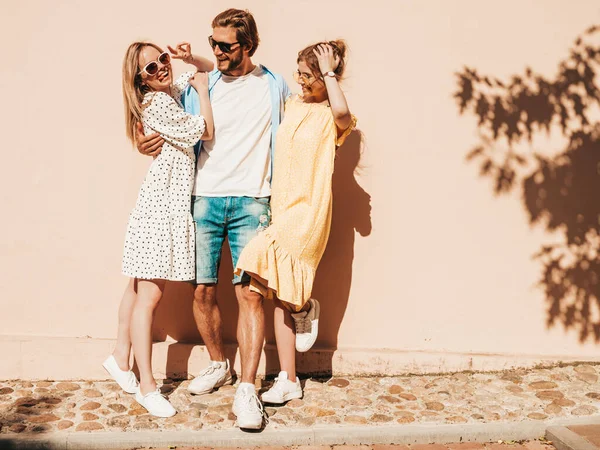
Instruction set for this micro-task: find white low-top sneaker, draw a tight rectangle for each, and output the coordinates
[102,355,139,394]
[261,371,303,405]
[135,388,176,418]
[232,384,264,430]
[188,359,233,395]
[292,298,320,352]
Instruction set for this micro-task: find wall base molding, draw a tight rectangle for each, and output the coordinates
[1,335,598,380]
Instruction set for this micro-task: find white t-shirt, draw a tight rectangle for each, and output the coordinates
[193,65,272,197]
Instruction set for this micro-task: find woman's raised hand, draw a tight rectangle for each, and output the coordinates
[313,44,340,75]
[167,42,193,64]
[189,71,209,92]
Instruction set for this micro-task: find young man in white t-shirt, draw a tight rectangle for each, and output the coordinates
[137,9,290,430]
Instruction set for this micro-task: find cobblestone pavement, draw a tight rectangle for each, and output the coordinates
[1,364,599,434]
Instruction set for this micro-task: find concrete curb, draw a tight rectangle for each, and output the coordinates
[2,416,600,450]
[546,426,598,450]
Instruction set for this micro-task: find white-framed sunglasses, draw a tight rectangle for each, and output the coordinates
[138,52,171,77]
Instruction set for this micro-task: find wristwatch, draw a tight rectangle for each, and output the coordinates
[322,71,336,78]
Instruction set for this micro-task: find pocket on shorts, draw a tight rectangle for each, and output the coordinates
[251,196,271,206]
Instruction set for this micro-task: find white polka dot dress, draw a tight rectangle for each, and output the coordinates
[122,72,205,281]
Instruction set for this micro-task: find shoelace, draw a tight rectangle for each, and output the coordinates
[198,364,218,377]
[239,392,268,424]
[145,389,167,405]
[294,316,312,334]
[268,377,289,395]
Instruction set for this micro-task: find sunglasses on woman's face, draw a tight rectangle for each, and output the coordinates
[293,70,320,86]
[208,36,240,53]
[138,52,171,77]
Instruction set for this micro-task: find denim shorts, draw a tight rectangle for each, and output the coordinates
[191,196,271,284]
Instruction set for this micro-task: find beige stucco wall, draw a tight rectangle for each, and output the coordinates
[2,0,599,379]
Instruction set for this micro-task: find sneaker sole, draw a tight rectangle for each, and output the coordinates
[102,362,138,394]
[296,321,319,352]
[187,374,233,395]
[262,390,303,404]
[232,405,264,430]
[295,299,320,353]
[236,418,263,430]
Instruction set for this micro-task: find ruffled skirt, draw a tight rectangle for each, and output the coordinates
[122,209,195,281]
[235,228,315,309]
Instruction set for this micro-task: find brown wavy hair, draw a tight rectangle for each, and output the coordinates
[122,42,163,143]
[212,9,260,57]
[297,40,347,80]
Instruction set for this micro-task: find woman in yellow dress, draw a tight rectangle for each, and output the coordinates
[235,40,356,404]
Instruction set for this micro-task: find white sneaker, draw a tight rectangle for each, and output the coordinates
[102,355,139,394]
[232,384,264,430]
[261,371,303,405]
[292,298,320,352]
[188,359,233,395]
[135,388,176,418]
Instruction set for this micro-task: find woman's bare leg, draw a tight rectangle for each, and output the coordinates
[112,278,137,371]
[273,299,297,381]
[130,279,166,395]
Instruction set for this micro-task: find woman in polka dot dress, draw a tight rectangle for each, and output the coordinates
[104,42,214,418]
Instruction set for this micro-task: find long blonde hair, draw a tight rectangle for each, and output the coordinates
[122,42,163,143]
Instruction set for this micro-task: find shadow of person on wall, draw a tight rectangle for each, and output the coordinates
[151,281,198,380]
[295,130,372,377]
[152,243,242,380]
[454,24,600,342]
[151,131,371,380]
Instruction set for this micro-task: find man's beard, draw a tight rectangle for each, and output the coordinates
[220,51,243,75]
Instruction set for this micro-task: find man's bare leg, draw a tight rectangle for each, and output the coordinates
[188,284,233,395]
[193,284,225,361]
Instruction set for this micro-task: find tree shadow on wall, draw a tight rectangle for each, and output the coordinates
[455,25,600,342]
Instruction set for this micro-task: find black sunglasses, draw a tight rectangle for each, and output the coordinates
[208,36,241,53]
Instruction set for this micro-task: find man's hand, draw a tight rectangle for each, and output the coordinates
[135,122,164,157]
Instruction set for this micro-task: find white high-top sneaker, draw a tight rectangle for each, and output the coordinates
[261,371,303,404]
[292,298,320,352]
[188,359,233,395]
[232,383,264,430]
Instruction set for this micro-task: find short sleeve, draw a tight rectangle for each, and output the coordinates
[281,77,292,101]
[142,91,205,149]
[336,114,357,147]
[284,94,297,111]
[172,71,195,99]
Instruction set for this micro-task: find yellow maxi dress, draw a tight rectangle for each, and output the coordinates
[235,95,357,309]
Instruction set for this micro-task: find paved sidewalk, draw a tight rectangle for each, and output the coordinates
[1,363,599,436]
[569,424,600,447]
[140,442,557,450]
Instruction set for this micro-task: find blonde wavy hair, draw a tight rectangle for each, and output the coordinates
[122,42,163,143]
